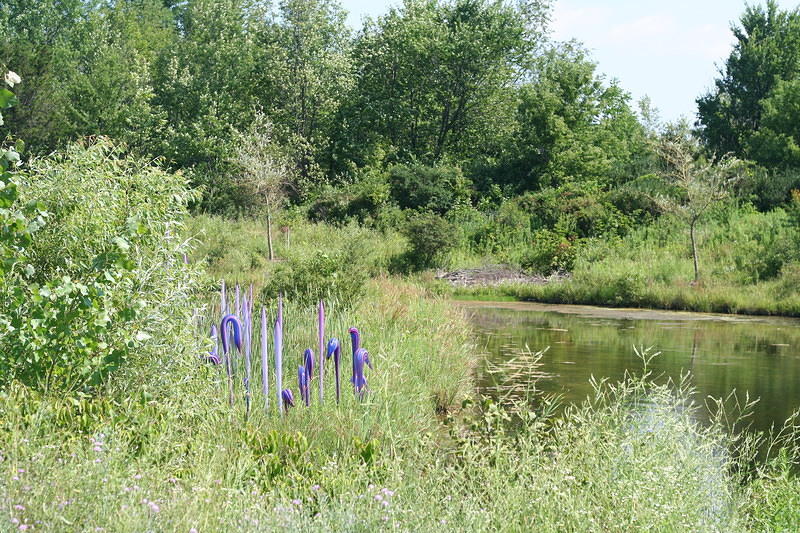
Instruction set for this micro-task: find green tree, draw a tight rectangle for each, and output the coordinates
[696,1,800,157]
[654,131,748,283]
[264,0,353,181]
[494,43,647,193]
[335,0,550,171]
[748,79,800,168]
[0,0,174,153]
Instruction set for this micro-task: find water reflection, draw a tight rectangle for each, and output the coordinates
[462,301,800,435]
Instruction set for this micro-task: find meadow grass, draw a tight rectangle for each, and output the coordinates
[453,207,800,317]
[4,213,800,531]
[186,214,405,287]
[6,331,797,531]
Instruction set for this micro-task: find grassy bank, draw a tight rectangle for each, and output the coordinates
[0,278,477,531]
[453,205,800,317]
[4,210,800,530]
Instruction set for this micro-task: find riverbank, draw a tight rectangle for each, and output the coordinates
[5,210,800,530]
[450,277,800,317]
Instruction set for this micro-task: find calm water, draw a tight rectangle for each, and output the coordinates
[462,301,800,434]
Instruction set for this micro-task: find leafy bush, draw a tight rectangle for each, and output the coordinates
[398,212,459,271]
[520,228,578,274]
[308,170,392,225]
[259,223,396,308]
[515,182,633,239]
[388,164,471,214]
[0,139,199,392]
[261,249,369,309]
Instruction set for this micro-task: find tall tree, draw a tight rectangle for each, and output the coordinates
[494,43,647,193]
[334,0,550,172]
[696,1,800,157]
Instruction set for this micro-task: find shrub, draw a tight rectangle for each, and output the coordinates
[515,182,633,239]
[520,228,578,274]
[399,212,459,271]
[388,163,471,214]
[0,139,199,392]
[308,170,392,225]
[261,249,369,309]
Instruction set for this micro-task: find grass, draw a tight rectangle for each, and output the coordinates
[186,213,405,287]
[6,332,800,531]
[452,206,800,317]
[5,213,800,531]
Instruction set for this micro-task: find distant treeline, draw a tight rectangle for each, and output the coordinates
[2,0,799,214]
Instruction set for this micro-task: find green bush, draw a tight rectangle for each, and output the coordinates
[388,163,471,215]
[0,139,199,392]
[520,228,578,274]
[308,170,392,225]
[261,248,369,309]
[515,182,633,239]
[399,212,459,271]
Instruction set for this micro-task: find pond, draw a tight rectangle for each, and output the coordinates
[462,300,800,435]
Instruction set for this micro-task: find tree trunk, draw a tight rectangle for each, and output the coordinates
[267,213,274,261]
[690,219,700,283]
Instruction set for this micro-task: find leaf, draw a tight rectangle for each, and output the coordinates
[0,88,16,109]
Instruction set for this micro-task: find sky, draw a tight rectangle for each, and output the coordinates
[340,0,799,123]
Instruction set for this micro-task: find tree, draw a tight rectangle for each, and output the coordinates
[696,1,800,157]
[748,78,800,168]
[0,0,175,153]
[264,0,352,180]
[231,112,295,260]
[334,0,550,171]
[493,43,647,193]
[654,130,748,283]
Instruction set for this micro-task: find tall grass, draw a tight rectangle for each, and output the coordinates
[454,206,800,316]
[5,210,800,531]
[186,214,405,288]
[5,329,799,531]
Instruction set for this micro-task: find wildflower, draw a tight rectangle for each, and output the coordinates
[381,488,395,497]
[13,505,24,511]
[190,529,198,533]
[19,525,29,531]
[381,500,389,507]
[11,518,19,525]
[311,484,320,491]
[5,71,21,87]
[148,501,160,513]
[133,474,142,480]
[291,499,302,506]
[93,446,103,452]
[374,494,383,501]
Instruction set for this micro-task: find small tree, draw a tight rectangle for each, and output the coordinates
[232,111,294,260]
[654,132,748,283]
